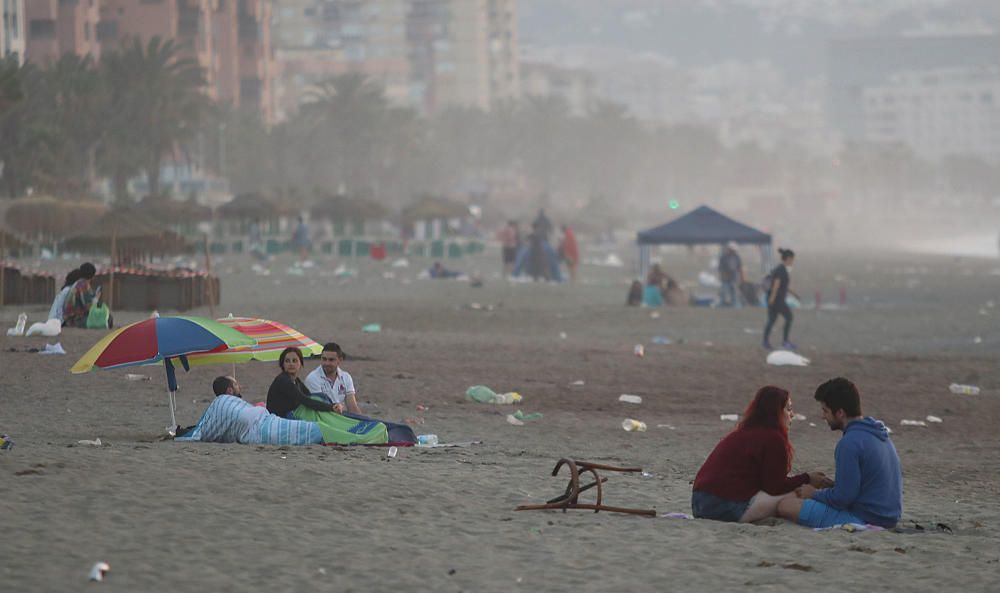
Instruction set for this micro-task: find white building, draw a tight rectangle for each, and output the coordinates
[1,0,26,63]
[863,66,1000,162]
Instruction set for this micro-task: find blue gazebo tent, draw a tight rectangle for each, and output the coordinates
[636,205,772,276]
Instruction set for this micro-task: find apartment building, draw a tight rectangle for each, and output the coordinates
[1,0,26,63]
[23,0,101,64]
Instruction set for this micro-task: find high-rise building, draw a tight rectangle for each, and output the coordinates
[1,0,26,64]
[828,33,1000,142]
[23,0,101,64]
[20,0,275,123]
[272,0,519,119]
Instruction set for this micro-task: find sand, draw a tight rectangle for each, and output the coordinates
[2,247,999,592]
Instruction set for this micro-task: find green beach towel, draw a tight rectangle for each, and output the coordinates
[293,406,388,445]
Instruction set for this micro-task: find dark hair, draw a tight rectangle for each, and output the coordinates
[737,386,793,471]
[278,346,304,371]
[778,248,795,261]
[322,342,344,358]
[814,377,862,417]
[79,262,97,279]
[63,268,83,288]
[212,376,235,396]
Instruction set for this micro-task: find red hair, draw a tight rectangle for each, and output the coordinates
[736,385,794,472]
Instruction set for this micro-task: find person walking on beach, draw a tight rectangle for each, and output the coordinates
[777,378,902,529]
[498,220,520,278]
[762,248,798,350]
[559,225,579,283]
[692,385,832,523]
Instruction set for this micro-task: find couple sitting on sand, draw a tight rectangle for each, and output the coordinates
[692,377,902,529]
[178,342,416,445]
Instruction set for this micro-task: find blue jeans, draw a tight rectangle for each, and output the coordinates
[719,281,739,307]
[692,490,750,522]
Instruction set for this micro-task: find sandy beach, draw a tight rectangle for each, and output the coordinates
[2,247,999,592]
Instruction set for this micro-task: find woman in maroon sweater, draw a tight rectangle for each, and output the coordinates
[692,386,832,522]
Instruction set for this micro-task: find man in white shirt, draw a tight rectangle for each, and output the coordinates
[303,342,362,415]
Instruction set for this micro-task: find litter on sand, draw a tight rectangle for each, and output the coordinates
[720,414,739,422]
[77,438,103,446]
[926,415,943,423]
[569,380,585,386]
[89,562,110,582]
[361,323,382,333]
[512,410,543,421]
[766,350,810,366]
[39,343,66,355]
[900,420,927,427]
[506,414,525,426]
[619,394,643,404]
[26,318,61,337]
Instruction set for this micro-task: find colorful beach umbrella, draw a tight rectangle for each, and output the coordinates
[71,316,256,431]
[184,316,323,366]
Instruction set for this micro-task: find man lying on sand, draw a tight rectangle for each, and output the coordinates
[777,377,903,529]
[176,376,324,445]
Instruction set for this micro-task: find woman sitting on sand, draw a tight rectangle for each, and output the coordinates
[691,386,832,523]
[266,347,341,418]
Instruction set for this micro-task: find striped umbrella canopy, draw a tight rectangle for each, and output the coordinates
[184,316,323,366]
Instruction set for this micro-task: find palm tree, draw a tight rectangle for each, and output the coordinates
[0,58,50,199]
[99,36,207,201]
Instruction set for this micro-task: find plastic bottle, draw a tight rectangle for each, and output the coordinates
[948,383,981,395]
[466,385,497,403]
[492,391,522,405]
[417,434,438,446]
[622,418,647,432]
[619,394,642,404]
[14,312,27,336]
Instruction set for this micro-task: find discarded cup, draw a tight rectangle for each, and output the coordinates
[618,394,643,404]
[89,562,110,582]
[417,434,438,446]
[622,418,647,432]
[926,415,943,423]
[387,446,398,459]
[900,419,927,427]
[633,344,645,358]
[125,374,151,382]
[949,383,980,395]
[720,414,739,422]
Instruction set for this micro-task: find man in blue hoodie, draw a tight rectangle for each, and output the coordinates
[777,377,903,528]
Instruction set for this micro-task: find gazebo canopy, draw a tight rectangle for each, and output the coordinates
[637,205,771,246]
[62,209,189,255]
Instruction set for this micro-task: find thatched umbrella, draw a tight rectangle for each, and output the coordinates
[136,195,212,230]
[401,195,470,225]
[4,195,107,242]
[62,208,189,259]
[310,194,389,222]
[217,192,289,220]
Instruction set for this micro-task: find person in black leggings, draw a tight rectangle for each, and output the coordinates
[763,248,798,350]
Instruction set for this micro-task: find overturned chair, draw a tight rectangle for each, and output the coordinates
[515,458,657,516]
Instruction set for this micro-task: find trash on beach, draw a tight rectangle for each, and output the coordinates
[661,512,694,520]
[125,374,151,382]
[650,311,660,319]
[619,394,642,404]
[466,385,521,404]
[559,331,567,340]
[792,413,807,421]
[38,342,67,355]
[89,562,110,582]
[415,404,429,412]
[403,417,425,425]
[334,264,357,279]
[656,424,676,430]
[621,418,647,432]
[569,380,585,386]
[809,422,816,427]
[948,383,981,395]
[743,328,759,334]
[720,414,739,422]
[766,350,810,366]
[651,336,672,345]
[361,323,382,333]
[698,271,721,287]
[900,420,927,427]
[506,414,525,426]
[973,336,983,344]
[25,318,61,337]
[0,434,13,450]
[513,410,543,422]
[7,312,28,336]
[633,344,645,357]
[77,438,103,446]
[417,434,439,446]
[391,258,410,268]
[386,446,398,459]
[926,415,943,423]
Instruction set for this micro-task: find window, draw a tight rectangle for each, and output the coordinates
[241,77,261,102]
[29,19,56,39]
[96,20,118,41]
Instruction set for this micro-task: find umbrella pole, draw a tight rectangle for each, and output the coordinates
[167,389,178,434]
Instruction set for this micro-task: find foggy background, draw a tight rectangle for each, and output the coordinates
[3,0,1000,255]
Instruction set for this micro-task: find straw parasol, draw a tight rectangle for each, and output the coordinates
[62,208,190,257]
[401,195,470,224]
[4,195,107,242]
[310,193,389,222]
[217,192,290,220]
[136,195,212,228]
